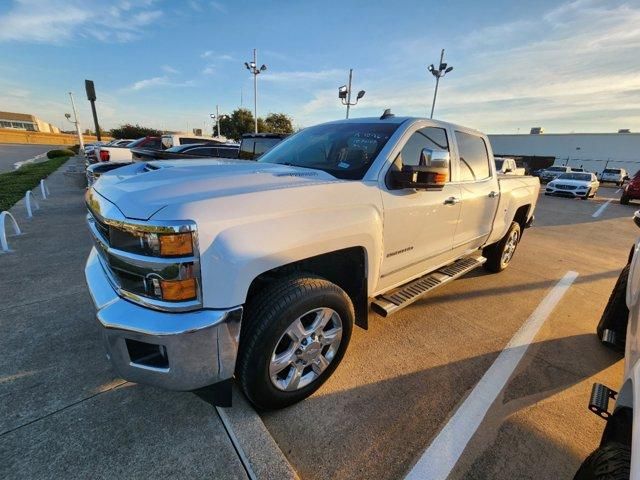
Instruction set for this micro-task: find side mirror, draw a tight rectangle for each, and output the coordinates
[390,149,449,190]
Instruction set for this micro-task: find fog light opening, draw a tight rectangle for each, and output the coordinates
[126,339,169,369]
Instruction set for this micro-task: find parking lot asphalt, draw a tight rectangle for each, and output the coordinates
[0,164,635,480]
[0,143,63,173]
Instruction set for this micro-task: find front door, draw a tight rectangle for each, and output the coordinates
[378,126,461,291]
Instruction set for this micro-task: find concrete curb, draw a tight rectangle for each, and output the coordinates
[218,386,299,480]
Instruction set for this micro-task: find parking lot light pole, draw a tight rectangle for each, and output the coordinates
[245,49,267,133]
[67,92,84,152]
[428,49,454,119]
[209,105,229,138]
[338,69,365,119]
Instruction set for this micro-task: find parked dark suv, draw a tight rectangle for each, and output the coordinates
[238,133,287,160]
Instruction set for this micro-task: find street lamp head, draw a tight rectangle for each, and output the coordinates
[428,64,435,72]
[210,113,216,119]
[249,62,256,68]
[440,62,447,71]
[260,64,267,71]
[356,90,365,100]
[244,62,250,70]
[445,66,453,73]
[64,113,71,119]
[338,85,348,99]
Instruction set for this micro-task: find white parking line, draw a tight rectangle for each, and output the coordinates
[616,189,622,194]
[592,199,613,218]
[404,271,579,480]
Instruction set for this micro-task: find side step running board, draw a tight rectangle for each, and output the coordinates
[371,255,486,317]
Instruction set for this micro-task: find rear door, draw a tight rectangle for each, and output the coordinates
[452,130,499,250]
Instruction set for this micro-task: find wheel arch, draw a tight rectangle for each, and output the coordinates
[245,246,370,329]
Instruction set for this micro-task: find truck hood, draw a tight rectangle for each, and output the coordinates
[92,159,340,220]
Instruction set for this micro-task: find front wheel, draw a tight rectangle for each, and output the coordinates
[483,221,521,273]
[582,188,591,200]
[620,194,630,205]
[236,274,354,410]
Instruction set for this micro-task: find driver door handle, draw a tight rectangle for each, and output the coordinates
[444,196,460,205]
[488,191,500,198]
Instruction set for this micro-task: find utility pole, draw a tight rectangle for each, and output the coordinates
[428,49,454,119]
[244,49,267,133]
[210,105,228,138]
[68,92,84,152]
[338,69,365,119]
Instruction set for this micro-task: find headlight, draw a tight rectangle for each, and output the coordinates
[87,211,201,309]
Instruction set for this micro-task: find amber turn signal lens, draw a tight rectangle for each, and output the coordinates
[160,278,197,301]
[434,173,448,184]
[159,233,193,256]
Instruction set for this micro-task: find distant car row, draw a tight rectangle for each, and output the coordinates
[534,165,629,185]
[84,132,287,186]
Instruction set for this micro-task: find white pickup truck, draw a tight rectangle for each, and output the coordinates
[84,114,540,409]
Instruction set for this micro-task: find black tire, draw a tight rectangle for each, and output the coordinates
[582,189,591,200]
[483,221,521,273]
[597,264,630,346]
[236,274,354,410]
[573,443,630,480]
[620,194,630,205]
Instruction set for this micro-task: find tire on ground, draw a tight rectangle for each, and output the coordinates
[573,442,630,480]
[596,264,630,346]
[236,273,354,411]
[483,221,521,273]
[620,194,629,205]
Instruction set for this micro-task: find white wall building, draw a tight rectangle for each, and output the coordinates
[488,132,640,175]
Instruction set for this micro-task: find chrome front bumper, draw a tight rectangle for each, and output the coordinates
[85,248,242,390]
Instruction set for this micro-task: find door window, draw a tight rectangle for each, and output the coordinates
[455,131,490,181]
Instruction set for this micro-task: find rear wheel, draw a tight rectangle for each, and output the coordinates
[620,194,630,205]
[236,274,354,410]
[483,221,521,273]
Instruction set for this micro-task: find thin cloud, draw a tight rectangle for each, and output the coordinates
[0,0,161,44]
[162,65,179,74]
[261,69,344,83]
[126,76,195,91]
[210,1,227,13]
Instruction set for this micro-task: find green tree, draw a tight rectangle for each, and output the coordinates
[110,123,162,139]
[221,108,255,140]
[261,113,294,134]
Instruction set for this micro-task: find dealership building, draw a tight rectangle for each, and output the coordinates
[488,130,640,175]
[0,111,60,134]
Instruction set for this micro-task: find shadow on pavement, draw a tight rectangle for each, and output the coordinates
[261,333,620,480]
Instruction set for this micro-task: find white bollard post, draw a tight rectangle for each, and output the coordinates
[40,179,49,199]
[25,190,40,218]
[1,211,22,252]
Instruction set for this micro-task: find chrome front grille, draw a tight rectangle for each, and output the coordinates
[555,184,577,190]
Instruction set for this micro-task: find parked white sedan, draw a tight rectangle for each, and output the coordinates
[545,172,599,200]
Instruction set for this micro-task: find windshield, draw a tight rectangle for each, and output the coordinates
[558,173,592,181]
[165,144,207,153]
[495,159,504,170]
[603,169,621,174]
[547,167,567,172]
[257,122,399,180]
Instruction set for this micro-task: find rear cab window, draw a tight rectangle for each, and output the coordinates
[161,136,173,149]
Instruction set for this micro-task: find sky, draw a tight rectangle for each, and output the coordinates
[1,0,639,134]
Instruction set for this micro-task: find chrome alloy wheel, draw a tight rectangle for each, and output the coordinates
[501,229,519,267]
[269,307,343,392]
